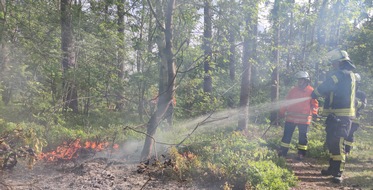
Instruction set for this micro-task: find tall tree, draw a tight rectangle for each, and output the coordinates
[141,0,176,161]
[115,0,126,111]
[227,0,237,108]
[228,1,236,82]
[284,0,294,70]
[137,1,147,121]
[237,0,259,131]
[270,0,280,125]
[0,0,11,105]
[203,0,212,93]
[61,0,78,113]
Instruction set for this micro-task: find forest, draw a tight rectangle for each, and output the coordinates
[0,0,372,189]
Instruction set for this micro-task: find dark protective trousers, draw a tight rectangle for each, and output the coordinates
[345,122,359,153]
[325,115,352,177]
[280,122,309,156]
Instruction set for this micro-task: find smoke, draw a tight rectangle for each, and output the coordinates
[152,97,311,146]
[101,97,311,161]
[176,97,311,131]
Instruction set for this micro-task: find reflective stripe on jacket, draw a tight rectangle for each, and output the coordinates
[312,70,356,117]
[280,85,319,125]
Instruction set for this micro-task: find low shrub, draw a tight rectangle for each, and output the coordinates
[173,131,298,189]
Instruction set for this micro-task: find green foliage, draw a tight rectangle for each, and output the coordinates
[0,0,372,188]
[0,121,47,169]
[306,121,329,159]
[177,87,224,118]
[0,122,47,154]
[178,131,297,189]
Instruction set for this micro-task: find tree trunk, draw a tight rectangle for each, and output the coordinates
[237,35,250,132]
[61,0,78,113]
[0,1,11,105]
[227,0,236,108]
[228,28,235,81]
[164,0,176,127]
[137,3,146,121]
[270,0,280,125]
[203,0,212,93]
[237,1,258,132]
[0,44,11,105]
[285,0,294,70]
[141,0,176,161]
[0,16,8,104]
[115,0,126,111]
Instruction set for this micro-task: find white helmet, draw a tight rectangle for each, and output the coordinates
[326,49,351,63]
[295,71,310,80]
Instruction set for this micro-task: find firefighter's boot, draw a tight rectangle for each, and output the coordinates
[332,176,343,183]
[278,147,289,157]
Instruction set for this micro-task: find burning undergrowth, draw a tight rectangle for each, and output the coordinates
[38,138,120,162]
[1,137,205,190]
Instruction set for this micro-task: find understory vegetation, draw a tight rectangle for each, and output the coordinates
[1,1,373,189]
[1,98,373,189]
[0,110,321,189]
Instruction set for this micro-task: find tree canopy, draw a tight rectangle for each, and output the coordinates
[0,0,372,159]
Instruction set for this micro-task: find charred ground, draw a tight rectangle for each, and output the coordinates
[1,151,372,190]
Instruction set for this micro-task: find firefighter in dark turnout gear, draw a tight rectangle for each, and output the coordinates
[345,73,367,154]
[278,71,319,160]
[311,49,356,184]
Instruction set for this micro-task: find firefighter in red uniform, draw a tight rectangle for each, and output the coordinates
[345,73,367,154]
[311,49,356,183]
[278,71,319,160]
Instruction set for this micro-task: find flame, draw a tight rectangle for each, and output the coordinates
[84,141,110,151]
[38,139,119,162]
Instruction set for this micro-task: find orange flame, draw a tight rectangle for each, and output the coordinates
[39,139,120,162]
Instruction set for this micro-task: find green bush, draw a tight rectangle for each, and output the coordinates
[0,122,47,152]
[178,131,297,189]
[307,121,329,159]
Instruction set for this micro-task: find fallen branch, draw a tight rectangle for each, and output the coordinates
[140,176,152,190]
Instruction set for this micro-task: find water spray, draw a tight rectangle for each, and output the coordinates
[172,97,312,142]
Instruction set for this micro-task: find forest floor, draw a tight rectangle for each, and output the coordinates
[0,156,210,190]
[286,153,373,190]
[288,124,373,190]
[1,124,373,190]
[0,151,372,190]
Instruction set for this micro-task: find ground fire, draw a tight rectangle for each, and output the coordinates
[38,139,119,162]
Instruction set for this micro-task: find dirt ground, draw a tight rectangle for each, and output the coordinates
[0,152,371,190]
[0,156,209,190]
[287,153,372,190]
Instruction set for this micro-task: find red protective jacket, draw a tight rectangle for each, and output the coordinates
[280,85,319,125]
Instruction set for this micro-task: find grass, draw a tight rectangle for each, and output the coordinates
[343,125,373,189]
[262,119,373,189]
